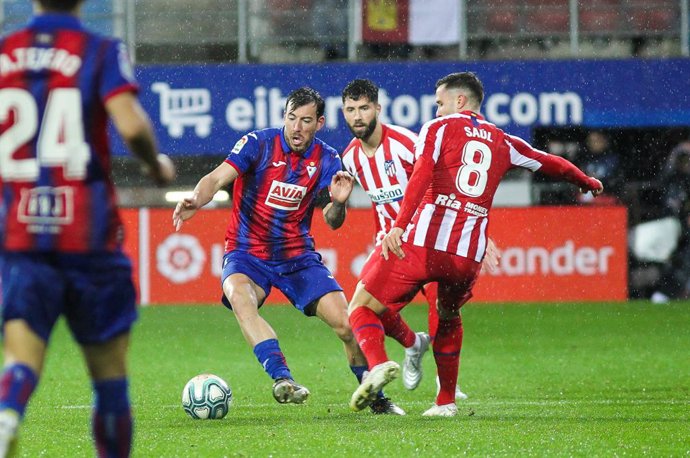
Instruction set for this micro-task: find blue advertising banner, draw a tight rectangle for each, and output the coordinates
[120,58,690,156]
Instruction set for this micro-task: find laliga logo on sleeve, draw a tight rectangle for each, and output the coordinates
[231,135,248,154]
[117,43,135,84]
[157,234,206,283]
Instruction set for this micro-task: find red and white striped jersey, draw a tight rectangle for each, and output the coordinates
[342,124,416,244]
[395,111,599,262]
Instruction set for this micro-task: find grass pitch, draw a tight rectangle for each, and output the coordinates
[16,301,690,457]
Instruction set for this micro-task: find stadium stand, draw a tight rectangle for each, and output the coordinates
[1,0,686,62]
[1,0,115,34]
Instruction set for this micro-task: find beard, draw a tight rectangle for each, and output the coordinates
[347,118,377,141]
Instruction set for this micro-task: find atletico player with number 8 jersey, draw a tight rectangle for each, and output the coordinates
[348,72,603,416]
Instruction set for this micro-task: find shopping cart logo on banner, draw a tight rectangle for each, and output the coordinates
[151,82,213,138]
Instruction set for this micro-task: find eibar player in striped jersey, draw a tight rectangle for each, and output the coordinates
[173,87,404,415]
[348,72,603,417]
[341,79,501,401]
[0,1,176,456]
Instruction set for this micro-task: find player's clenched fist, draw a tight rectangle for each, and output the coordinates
[581,177,604,197]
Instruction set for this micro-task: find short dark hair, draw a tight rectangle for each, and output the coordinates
[342,79,379,103]
[435,72,484,108]
[285,87,325,118]
[37,0,84,11]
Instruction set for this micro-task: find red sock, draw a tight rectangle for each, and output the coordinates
[423,283,439,341]
[349,306,389,368]
[428,304,439,342]
[433,316,463,406]
[379,309,416,348]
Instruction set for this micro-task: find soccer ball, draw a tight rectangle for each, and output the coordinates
[181,374,232,419]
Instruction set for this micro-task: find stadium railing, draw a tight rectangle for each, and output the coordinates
[2,0,688,63]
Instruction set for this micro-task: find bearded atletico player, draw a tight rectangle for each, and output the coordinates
[348,72,603,416]
[341,79,502,400]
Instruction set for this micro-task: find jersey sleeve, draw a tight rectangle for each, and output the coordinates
[393,138,436,230]
[393,119,446,229]
[224,132,261,175]
[100,40,138,102]
[505,135,601,191]
[320,149,343,192]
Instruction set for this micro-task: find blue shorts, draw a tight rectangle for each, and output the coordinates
[1,252,137,344]
[221,251,342,316]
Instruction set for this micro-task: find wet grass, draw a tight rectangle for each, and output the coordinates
[17,301,690,457]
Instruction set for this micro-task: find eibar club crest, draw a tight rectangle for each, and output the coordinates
[306,161,317,178]
[384,159,396,177]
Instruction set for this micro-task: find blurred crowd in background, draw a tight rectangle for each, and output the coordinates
[533,131,690,302]
[2,0,687,63]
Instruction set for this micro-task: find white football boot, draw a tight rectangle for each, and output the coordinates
[0,409,18,458]
[422,403,458,417]
[349,361,400,412]
[402,332,431,390]
[272,378,310,404]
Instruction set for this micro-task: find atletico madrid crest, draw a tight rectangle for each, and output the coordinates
[384,159,396,177]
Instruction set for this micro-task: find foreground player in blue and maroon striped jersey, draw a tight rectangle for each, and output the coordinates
[173,87,404,414]
[0,1,175,456]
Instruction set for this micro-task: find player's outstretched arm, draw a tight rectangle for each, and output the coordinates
[173,162,238,231]
[323,171,354,229]
[505,135,604,197]
[106,92,175,186]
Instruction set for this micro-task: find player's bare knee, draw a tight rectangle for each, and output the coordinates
[224,283,261,319]
[228,296,259,321]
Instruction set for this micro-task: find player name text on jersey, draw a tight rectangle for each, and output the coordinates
[464,126,493,141]
[0,47,82,77]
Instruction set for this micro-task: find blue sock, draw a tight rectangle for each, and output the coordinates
[253,339,292,381]
[92,378,132,458]
[0,364,38,418]
[350,365,367,383]
[350,365,385,400]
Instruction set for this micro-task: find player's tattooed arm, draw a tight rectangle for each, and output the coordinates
[323,200,347,229]
[314,187,332,208]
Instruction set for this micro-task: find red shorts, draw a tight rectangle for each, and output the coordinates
[361,243,480,314]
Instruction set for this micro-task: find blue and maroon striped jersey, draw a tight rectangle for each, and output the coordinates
[0,13,138,252]
[224,128,342,260]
